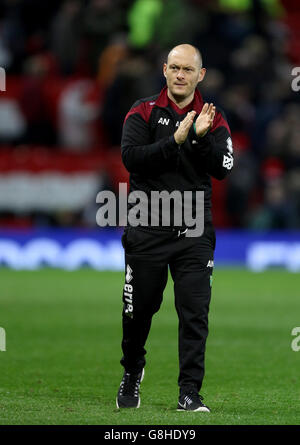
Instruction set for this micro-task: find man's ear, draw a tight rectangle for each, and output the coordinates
[198,67,206,83]
[163,63,167,78]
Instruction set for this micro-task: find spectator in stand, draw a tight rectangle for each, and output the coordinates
[96,38,129,90]
[226,142,258,227]
[101,50,158,146]
[248,175,299,229]
[19,54,58,145]
[127,0,203,51]
[50,0,82,76]
[0,0,26,73]
[83,0,125,75]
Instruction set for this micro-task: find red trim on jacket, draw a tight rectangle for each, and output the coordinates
[211,109,231,134]
[124,100,155,124]
[155,85,204,114]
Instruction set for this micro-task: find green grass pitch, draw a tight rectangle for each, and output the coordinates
[0,268,300,425]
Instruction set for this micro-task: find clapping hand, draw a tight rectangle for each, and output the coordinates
[174,111,196,145]
[194,103,215,137]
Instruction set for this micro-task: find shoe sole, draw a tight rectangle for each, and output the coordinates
[177,407,210,412]
[116,368,145,409]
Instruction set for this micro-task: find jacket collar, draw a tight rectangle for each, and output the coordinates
[155,85,204,113]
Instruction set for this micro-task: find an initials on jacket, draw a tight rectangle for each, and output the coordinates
[158,117,170,126]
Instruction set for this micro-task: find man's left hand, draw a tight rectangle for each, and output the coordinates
[194,103,216,137]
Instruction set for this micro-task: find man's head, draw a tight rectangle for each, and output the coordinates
[163,44,206,105]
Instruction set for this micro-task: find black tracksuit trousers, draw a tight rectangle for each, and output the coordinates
[120,223,216,395]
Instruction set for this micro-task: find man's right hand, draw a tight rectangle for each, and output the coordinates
[174,111,196,145]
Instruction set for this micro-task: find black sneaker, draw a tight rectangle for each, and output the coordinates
[116,368,144,408]
[177,391,210,412]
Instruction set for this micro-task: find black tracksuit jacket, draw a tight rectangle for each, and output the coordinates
[121,86,234,227]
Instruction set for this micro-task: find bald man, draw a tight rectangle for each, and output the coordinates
[116,44,234,412]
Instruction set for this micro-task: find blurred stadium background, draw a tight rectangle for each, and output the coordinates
[1,0,300,426]
[0,0,299,271]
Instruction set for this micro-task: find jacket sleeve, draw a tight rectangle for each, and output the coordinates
[121,109,179,174]
[188,109,234,180]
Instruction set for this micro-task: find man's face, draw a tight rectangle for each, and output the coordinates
[163,48,206,101]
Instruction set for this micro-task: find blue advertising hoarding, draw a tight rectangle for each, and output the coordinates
[0,228,300,271]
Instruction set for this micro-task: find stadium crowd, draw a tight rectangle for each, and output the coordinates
[0,0,300,229]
